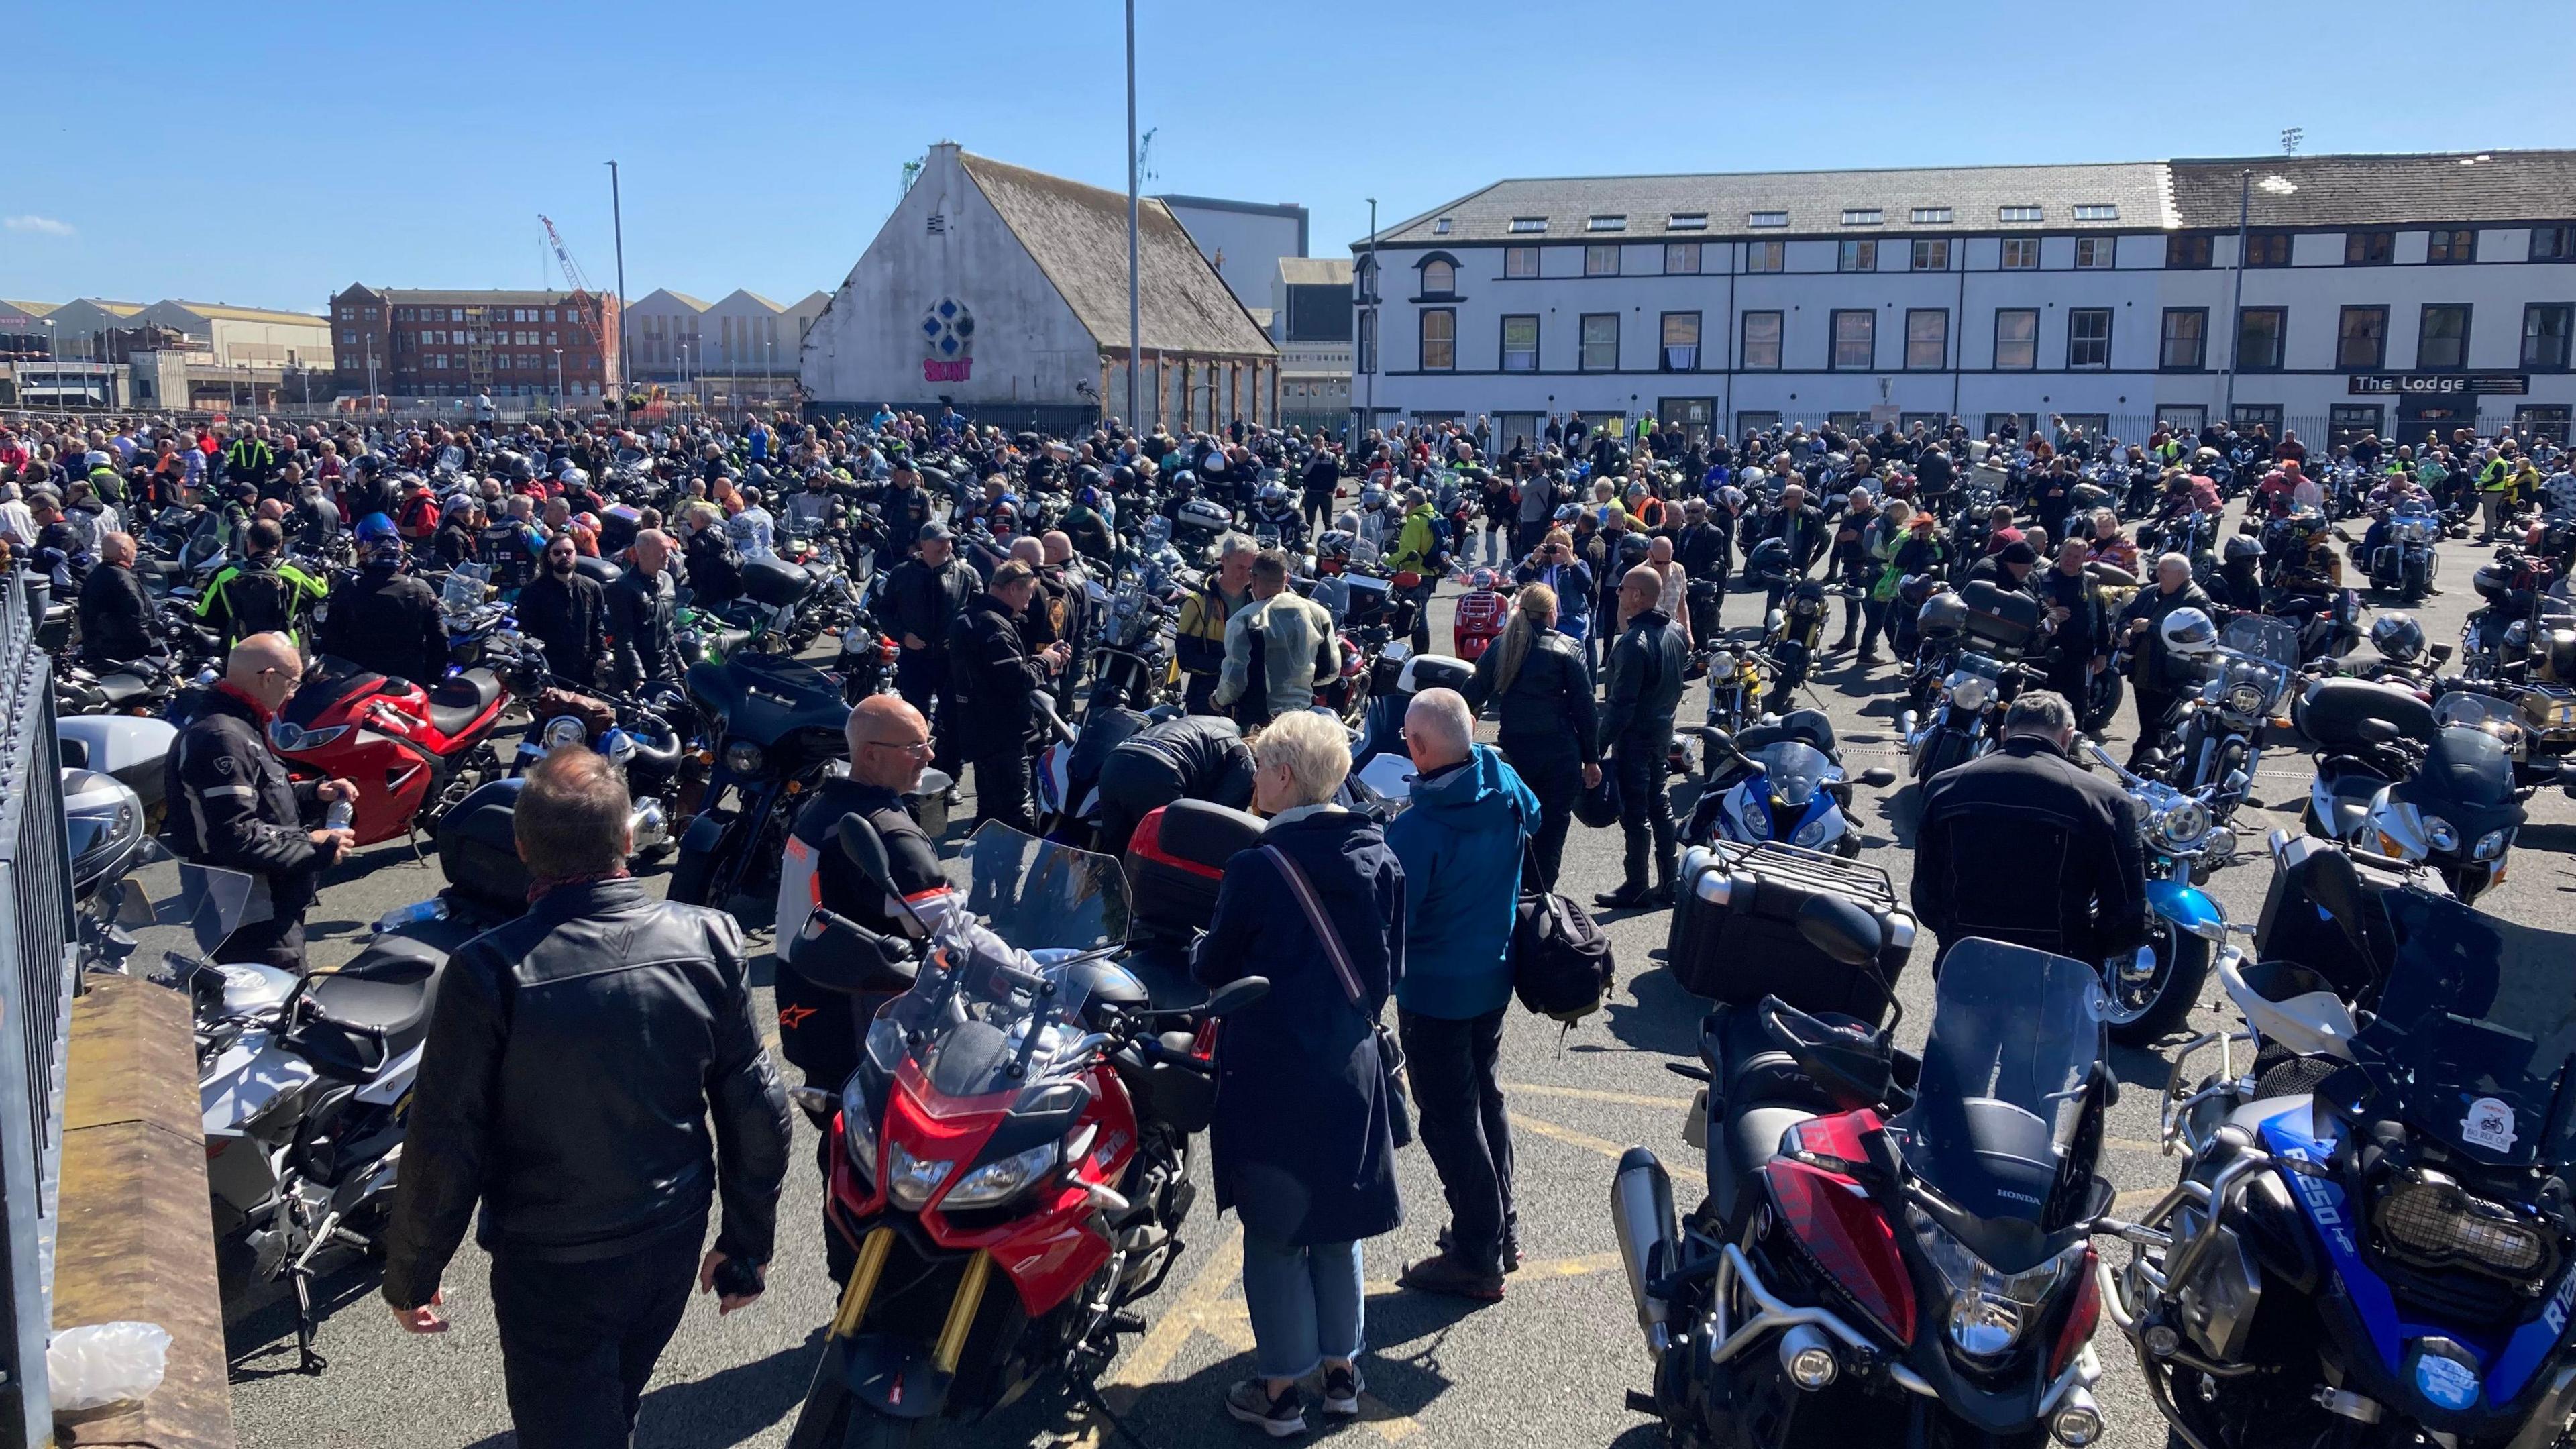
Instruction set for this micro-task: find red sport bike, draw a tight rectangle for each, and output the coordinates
[784,820,1265,1448]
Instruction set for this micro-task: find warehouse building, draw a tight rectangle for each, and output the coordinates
[800,143,1276,432]
[1352,149,2576,447]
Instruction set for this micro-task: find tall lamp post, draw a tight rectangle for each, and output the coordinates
[606,160,630,398]
[553,349,565,411]
[1124,0,1141,432]
[1363,197,1378,437]
[2222,167,2251,427]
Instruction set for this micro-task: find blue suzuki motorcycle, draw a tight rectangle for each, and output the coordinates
[2110,888,2576,1449]
[2084,742,2237,1044]
[1684,712,1894,857]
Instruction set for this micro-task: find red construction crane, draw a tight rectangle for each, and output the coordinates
[538,214,610,384]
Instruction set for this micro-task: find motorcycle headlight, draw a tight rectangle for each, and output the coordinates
[542,716,588,751]
[2474,828,2512,861]
[883,1140,952,1210]
[841,1098,879,1185]
[2424,815,2461,854]
[723,740,765,776]
[2151,799,2211,853]
[1947,672,1990,712]
[942,1141,1060,1209]
[1792,813,1830,849]
[2224,682,2265,717]
[2376,1174,2552,1281]
[1907,1207,2086,1363]
[1743,794,1774,841]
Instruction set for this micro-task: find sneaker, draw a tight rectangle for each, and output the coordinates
[1399,1252,1506,1302]
[1318,1364,1366,1418]
[1438,1227,1521,1274]
[1226,1380,1307,1438]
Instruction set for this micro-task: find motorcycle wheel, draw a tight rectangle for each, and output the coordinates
[2402,559,2428,605]
[2104,919,2210,1046]
[844,1413,943,1448]
[1913,727,1969,784]
[665,842,718,906]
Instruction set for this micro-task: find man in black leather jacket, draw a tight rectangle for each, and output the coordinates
[1597,568,1688,909]
[947,561,1068,831]
[1093,712,1257,858]
[606,529,682,690]
[319,522,449,685]
[1913,690,2145,969]
[883,523,982,778]
[517,532,609,688]
[382,748,789,1449]
[76,531,156,667]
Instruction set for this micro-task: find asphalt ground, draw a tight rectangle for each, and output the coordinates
[207,506,2576,1449]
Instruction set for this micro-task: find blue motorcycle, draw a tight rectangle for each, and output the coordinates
[2083,741,2238,1044]
[1684,712,1894,857]
[2112,885,2576,1449]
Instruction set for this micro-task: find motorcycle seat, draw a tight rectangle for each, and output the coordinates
[96,672,153,708]
[1713,1104,1819,1228]
[427,668,503,737]
[298,970,434,1078]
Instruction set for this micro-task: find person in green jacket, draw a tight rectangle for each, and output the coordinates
[2477,445,2520,541]
[1383,490,1443,653]
[199,519,327,649]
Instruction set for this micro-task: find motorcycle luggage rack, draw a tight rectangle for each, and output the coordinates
[1705,840,1903,918]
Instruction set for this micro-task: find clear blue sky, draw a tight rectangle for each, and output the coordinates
[8,0,2570,314]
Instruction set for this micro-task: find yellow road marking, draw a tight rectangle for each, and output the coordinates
[1503,1082,1697,1110]
[1509,1112,1705,1183]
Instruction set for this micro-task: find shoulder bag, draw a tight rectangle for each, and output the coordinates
[1260,843,1413,1148]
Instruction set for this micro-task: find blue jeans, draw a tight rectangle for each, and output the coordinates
[1241,1230,1365,1381]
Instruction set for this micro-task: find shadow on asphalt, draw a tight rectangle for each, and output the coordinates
[224,1250,382,1382]
[1595,953,1703,1059]
[627,1328,827,1449]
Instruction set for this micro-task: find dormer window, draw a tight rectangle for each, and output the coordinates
[1667,213,1708,231]
[1509,217,1546,233]
[1747,211,1788,229]
[1432,217,1452,235]
[1587,214,1627,232]
[1841,209,1883,227]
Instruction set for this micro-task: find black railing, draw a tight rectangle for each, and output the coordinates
[0,569,76,1446]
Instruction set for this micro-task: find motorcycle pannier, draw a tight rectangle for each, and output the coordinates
[739,555,815,609]
[437,777,534,916]
[2301,678,2436,753]
[1666,841,1912,1020]
[1124,800,1265,939]
[1958,580,2041,653]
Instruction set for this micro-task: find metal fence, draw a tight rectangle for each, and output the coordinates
[0,570,74,1446]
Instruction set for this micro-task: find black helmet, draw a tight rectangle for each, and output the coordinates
[2472,564,2517,605]
[2370,613,2426,664]
[2223,534,2265,563]
[1747,537,1792,582]
[1917,590,1968,635]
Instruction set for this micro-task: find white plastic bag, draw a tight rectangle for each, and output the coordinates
[48,1322,170,1413]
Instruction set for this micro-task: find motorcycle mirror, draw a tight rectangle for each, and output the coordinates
[1794,892,1882,967]
[2430,643,2454,664]
[834,815,902,903]
[1696,725,1739,758]
[1203,976,1271,1018]
[2084,560,2139,589]
[1858,767,1897,788]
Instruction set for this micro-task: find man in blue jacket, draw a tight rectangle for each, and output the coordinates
[1385,686,1537,1301]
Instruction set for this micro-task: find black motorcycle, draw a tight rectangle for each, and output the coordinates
[667,651,855,914]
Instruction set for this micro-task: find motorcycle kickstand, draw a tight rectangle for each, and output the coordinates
[406,826,427,867]
[291,1265,327,1374]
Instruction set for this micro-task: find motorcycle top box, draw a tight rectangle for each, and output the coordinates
[1957,579,2042,655]
[1667,840,1915,1020]
[740,555,816,609]
[2302,676,2438,751]
[1122,799,1265,940]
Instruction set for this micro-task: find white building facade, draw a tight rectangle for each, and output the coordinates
[1353,151,2576,449]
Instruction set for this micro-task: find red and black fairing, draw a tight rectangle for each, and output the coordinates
[270,659,515,845]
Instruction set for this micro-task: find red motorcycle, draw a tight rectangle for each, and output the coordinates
[267,633,542,846]
[784,820,1266,1448]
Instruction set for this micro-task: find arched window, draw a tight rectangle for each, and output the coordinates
[1421,258,1456,295]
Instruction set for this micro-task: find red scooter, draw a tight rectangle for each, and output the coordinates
[784,820,1265,1448]
[266,640,539,845]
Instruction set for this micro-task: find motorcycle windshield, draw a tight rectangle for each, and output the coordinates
[945,822,1130,953]
[441,563,491,614]
[869,916,1097,1117]
[171,863,254,957]
[2392,503,2441,542]
[1761,741,1834,809]
[2432,690,2524,743]
[1892,941,2106,1224]
[2220,614,2302,672]
[2365,891,2576,1167]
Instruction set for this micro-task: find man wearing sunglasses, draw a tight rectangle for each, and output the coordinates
[163,633,359,973]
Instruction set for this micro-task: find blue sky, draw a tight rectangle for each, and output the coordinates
[7,0,2570,314]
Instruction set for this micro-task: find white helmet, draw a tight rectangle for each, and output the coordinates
[2159,607,2219,658]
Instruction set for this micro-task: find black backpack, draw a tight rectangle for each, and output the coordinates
[1511,840,1615,1022]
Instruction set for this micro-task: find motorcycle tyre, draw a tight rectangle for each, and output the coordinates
[1913,727,1970,784]
[2106,921,2210,1046]
[665,841,719,907]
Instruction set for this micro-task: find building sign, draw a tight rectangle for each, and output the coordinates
[921,297,974,384]
[2349,372,2528,397]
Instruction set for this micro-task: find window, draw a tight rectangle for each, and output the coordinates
[1667,213,1707,231]
[1585,244,1620,276]
[2243,232,2293,267]
[2074,237,2114,270]
[396,307,413,321]
[1741,311,1783,370]
[2533,226,2575,261]
[2159,309,2207,370]
[2345,231,2394,265]
[1509,217,1547,233]
[433,354,448,370]
[1838,239,1877,272]
[544,308,557,323]
[340,329,356,345]
[1995,309,2038,370]
[2166,234,2214,269]
[2418,304,2470,369]
[2428,228,2478,264]
[2067,309,2112,369]
[1432,217,1452,235]
[2337,306,2388,369]
[546,332,557,346]
[1505,245,1539,278]
[1747,211,1787,229]
[1831,309,1875,369]
[1998,205,2043,224]
[1588,214,1627,233]
[1841,209,1883,227]
[2000,237,2039,270]
[1580,313,1619,371]
[1421,258,1456,295]
[2072,203,2119,222]
[1661,313,1701,371]
[2516,405,2573,445]
[2524,304,2573,370]
[1904,309,1948,370]
[1357,310,1375,374]
[2328,405,2384,446]
[1746,241,1784,273]
[1664,241,1702,274]
[1418,309,1455,371]
[339,307,354,319]
[2236,307,2286,372]
[1501,315,1539,372]
[1911,207,1953,225]
[1911,239,1949,271]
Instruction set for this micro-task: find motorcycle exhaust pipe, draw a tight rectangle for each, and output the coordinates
[1611,1147,1680,1359]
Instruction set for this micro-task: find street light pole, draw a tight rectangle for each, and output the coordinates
[606,160,630,399]
[1364,197,1378,435]
[2222,167,2251,426]
[554,348,564,411]
[1124,0,1142,433]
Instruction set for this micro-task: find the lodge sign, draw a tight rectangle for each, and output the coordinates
[2349,372,2529,397]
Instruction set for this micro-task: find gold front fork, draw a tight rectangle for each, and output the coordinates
[831,1226,896,1337]
[930,1250,994,1373]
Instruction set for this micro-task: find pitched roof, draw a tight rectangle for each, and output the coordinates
[1277,256,1352,286]
[1366,162,2172,247]
[2166,150,2576,229]
[63,299,146,318]
[633,288,711,312]
[708,289,785,313]
[961,151,1273,359]
[0,301,59,319]
[368,288,598,308]
[159,301,329,327]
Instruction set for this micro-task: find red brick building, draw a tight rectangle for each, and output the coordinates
[327,285,621,400]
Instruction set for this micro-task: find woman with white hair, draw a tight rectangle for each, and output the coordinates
[1193,710,1405,1434]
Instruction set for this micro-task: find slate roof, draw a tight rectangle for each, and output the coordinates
[961,152,1274,360]
[1366,162,2173,247]
[2166,151,2576,229]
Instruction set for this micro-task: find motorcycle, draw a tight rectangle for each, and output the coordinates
[1613,926,2118,1449]
[2152,613,2297,829]
[1900,580,2044,784]
[2361,498,2443,603]
[1684,714,1893,857]
[2080,743,2239,1044]
[2299,680,2527,904]
[2110,885,2576,1449]
[783,819,1269,1448]
[667,649,869,916]
[506,684,692,859]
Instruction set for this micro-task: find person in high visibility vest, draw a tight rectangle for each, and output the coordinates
[2476,443,2520,542]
